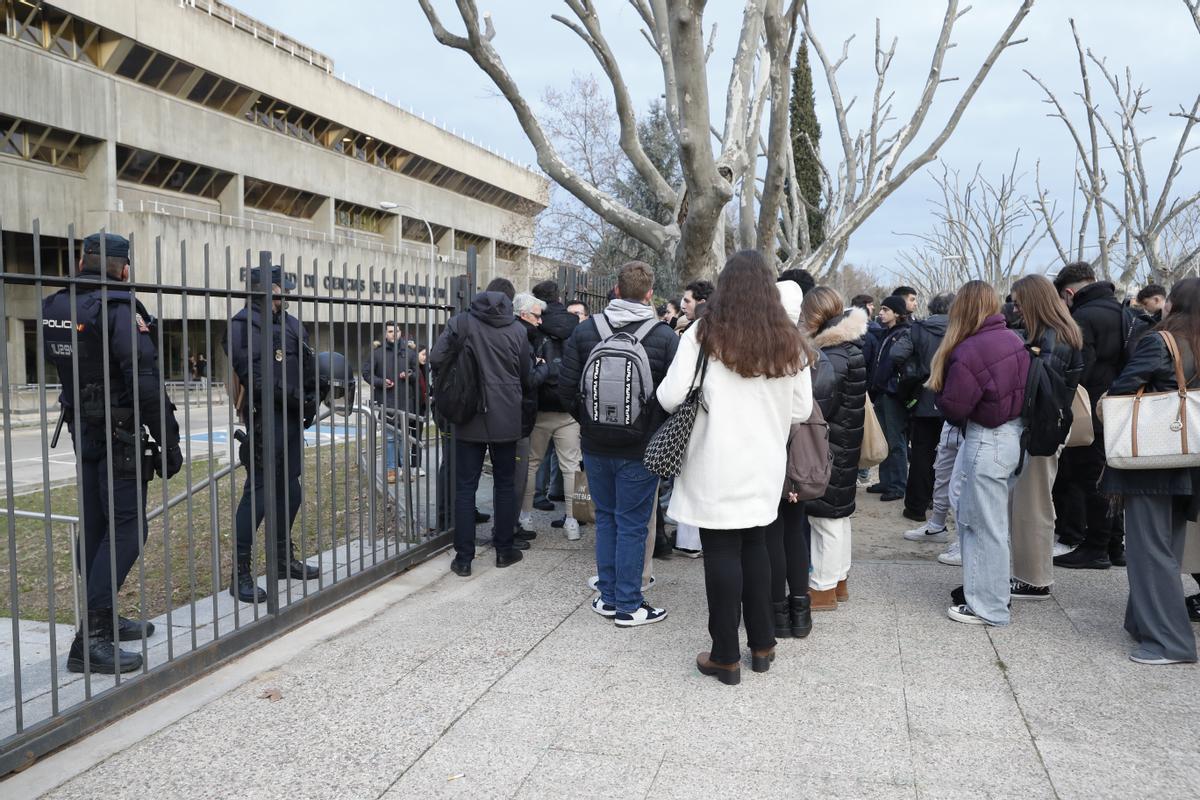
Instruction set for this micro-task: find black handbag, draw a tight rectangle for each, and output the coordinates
[643,341,709,478]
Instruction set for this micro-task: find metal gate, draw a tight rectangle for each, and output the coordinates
[0,219,471,774]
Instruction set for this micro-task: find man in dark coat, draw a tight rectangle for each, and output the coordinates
[1052,261,1125,568]
[867,295,912,501]
[363,320,417,483]
[430,288,533,577]
[892,292,954,522]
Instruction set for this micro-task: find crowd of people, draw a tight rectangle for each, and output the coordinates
[431,253,1200,685]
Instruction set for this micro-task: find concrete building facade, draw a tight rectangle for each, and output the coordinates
[1,0,548,383]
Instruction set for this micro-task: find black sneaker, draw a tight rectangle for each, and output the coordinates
[880,492,904,502]
[495,549,523,568]
[515,525,537,541]
[951,585,1010,609]
[1109,542,1127,567]
[1186,593,1200,623]
[1010,579,1051,600]
[533,498,556,511]
[474,509,491,524]
[1054,546,1111,570]
[450,559,472,578]
[509,538,531,551]
[673,547,702,559]
[866,483,885,494]
[902,508,927,522]
[547,492,566,502]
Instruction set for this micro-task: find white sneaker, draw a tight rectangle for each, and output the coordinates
[937,540,962,566]
[563,517,581,541]
[518,512,533,529]
[591,596,616,618]
[1052,539,1077,557]
[903,523,950,543]
[614,602,668,628]
[947,604,987,625]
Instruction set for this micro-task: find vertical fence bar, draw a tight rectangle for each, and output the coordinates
[340,261,351,577]
[365,266,379,562]
[153,237,172,666]
[180,241,199,651]
[279,250,293,610]
[203,244,221,639]
[257,251,280,616]
[129,231,150,673]
[295,254,310,601]
[0,217,24,731]
[353,263,365,573]
[244,248,260,624]
[311,257,325,592]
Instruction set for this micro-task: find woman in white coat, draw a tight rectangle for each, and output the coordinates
[658,251,814,685]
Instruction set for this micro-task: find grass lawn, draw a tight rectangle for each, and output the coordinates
[0,439,419,626]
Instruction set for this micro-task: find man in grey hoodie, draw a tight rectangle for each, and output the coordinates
[558,262,679,628]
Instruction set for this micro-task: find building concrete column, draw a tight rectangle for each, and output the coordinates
[218,174,245,220]
[436,227,455,261]
[381,210,402,250]
[481,239,496,289]
[312,196,336,238]
[82,139,117,234]
[6,318,26,388]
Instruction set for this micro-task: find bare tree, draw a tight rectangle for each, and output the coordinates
[1027,4,1200,286]
[784,1,1035,278]
[894,155,1049,295]
[419,0,1035,285]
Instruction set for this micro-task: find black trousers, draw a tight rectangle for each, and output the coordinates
[235,416,303,561]
[766,500,810,602]
[79,458,149,611]
[1054,430,1117,551]
[905,416,943,517]
[699,526,776,665]
[453,438,517,563]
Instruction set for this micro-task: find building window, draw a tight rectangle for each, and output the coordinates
[244,177,324,219]
[334,201,386,235]
[0,113,97,171]
[115,145,233,200]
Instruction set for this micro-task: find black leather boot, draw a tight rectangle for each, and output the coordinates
[773,600,792,638]
[279,551,320,581]
[230,558,267,603]
[789,594,813,639]
[116,615,156,641]
[67,610,142,674]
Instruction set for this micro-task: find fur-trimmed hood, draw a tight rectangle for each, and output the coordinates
[813,307,868,350]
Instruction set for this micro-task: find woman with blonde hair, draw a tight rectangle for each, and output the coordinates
[928,281,1029,625]
[658,250,813,684]
[1007,275,1084,601]
[801,287,868,612]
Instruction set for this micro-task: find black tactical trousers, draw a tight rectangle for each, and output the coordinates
[235,415,303,561]
[79,458,149,611]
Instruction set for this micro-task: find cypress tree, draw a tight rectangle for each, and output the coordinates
[790,36,824,249]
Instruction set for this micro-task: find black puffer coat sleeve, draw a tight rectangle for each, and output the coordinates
[808,340,867,519]
[811,351,839,420]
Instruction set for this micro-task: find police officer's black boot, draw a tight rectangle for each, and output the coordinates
[279,549,320,581]
[116,615,156,641]
[66,610,143,674]
[230,557,267,603]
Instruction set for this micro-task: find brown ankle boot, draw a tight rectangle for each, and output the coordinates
[810,587,838,611]
[836,578,849,602]
[696,652,741,685]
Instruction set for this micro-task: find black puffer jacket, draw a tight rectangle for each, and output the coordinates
[807,309,868,519]
[1070,281,1124,411]
[558,304,679,460]
[528,301,578,413]
[893,314,948,418]
[429,291,532,444]
[1099,331,1200,520]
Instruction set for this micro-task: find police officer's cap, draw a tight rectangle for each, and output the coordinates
[82,233,130,261]
[247,265,297,291]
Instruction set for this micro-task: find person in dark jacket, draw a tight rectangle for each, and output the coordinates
[930,281,1028,626]
[868,295,912,500]
[430,289,533,577]
[1136,283,1167,324]
[558,261,679,627]
[1007,275,1085,601]
[892,292,954,522]
[520,281,583,538]
[803,289,868,612]
[1099,278,1200,664]
[1052,262,1126,568]
[363,320,418,483]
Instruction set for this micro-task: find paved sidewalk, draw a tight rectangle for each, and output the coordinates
[19,492,1200,799]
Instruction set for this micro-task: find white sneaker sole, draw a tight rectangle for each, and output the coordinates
[946,605,987,625]
[1129,653,1191,665]
[614,610,668,628]
[937,553,962,566]
[564,530,581,541]
[591,599,616,618]
[904,529,950,543]
[1011,592,1052,601]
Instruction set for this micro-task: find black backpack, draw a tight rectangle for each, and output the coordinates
[1119,304,1154,367]
[432,314,485,426]
[1018,330,1075,470]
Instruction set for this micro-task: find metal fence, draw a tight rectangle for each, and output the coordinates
[0,219,473,775]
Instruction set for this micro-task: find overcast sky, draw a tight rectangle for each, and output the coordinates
[230,1,1197,281]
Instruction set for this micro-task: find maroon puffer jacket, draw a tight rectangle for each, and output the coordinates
[935,314,1029,428]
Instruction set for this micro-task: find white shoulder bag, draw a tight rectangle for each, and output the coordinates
[1100,332,1200,469]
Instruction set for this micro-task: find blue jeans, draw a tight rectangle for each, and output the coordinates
[385,426,403,470]
[584,452,658,613]
[958,419,1022,625]
[876,395,909,495]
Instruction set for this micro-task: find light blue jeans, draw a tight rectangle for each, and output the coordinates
[957,419,1023,625]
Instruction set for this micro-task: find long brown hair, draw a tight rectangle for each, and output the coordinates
[926,280,1001,391]
[802,286,846,336]
[1162,277,1200,379]
[1011,274,1083,351]
[698,250,812,378]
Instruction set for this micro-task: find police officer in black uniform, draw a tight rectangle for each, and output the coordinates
[225,264,320,603]
[42,233,183,674]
